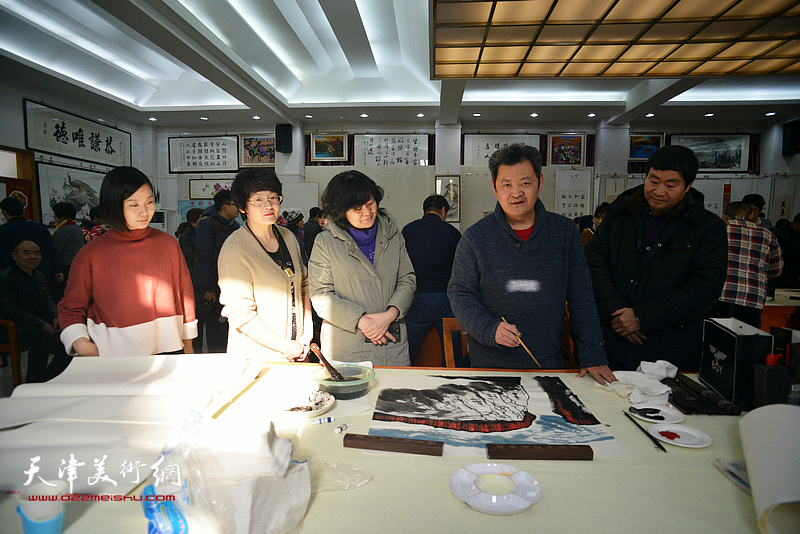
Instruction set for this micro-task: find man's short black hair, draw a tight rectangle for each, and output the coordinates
[12,239,39,254]
[52,202,77,220]
[321,170,384,230]
[488,144,543,185]
[100,166,153,232]
[0,196,24,217]
[212,189,234,211]
[309,207,323,220]
[647,145,699,186]
[742,194,766,211]
[230,168,283,215]
[793,212,800,224]
[423,194,449,213]
[88,206,101,221]
[724,201,751,219]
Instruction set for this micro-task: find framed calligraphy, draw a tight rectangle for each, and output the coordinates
[354,135,429,166]
[24,100,132,167]
[168,136,238,173]
[462,134,541,165]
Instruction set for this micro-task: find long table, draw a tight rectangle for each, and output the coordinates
[0,364,759,533]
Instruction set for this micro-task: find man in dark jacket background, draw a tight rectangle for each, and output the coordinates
[585,145,727,371]
[402,194,462,365]
[0,240,71,382]
[195,190,240,352]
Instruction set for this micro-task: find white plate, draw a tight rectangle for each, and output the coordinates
[284,391,335,418]
[629,403,685,424]
[648,424,712,448]
[449,463,542,515]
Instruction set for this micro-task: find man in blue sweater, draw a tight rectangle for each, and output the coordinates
[448,144,615,384]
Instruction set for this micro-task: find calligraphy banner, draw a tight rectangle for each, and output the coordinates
[354,135,429,166]
[24,100,131,167]
[463,134,541,165]
[168,136,238,173]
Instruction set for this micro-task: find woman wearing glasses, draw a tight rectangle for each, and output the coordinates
[309,170,416,365]
[218,168,312,361]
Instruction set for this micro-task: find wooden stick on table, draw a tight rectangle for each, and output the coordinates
[502,317,541,367]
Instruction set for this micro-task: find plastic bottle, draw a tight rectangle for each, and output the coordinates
[752,354,791,408]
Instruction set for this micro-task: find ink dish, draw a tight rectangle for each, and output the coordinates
[449,463,542,515]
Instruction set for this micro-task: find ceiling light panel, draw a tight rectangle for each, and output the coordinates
[432,0,800,79]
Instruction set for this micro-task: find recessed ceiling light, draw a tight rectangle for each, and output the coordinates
[360,113,369,118]
[200,116,209,121]
[252,115,260,120]
[704,113,715,117]
[646,113,655,118]
[473,113,481,117]
[148,117,157,121]
[530,113,539,118]
[416,113,425,118]
[305,114,313,119]
[587,113,596,118]
[766,112,776,116]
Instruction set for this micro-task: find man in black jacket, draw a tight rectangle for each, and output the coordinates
[585,146,727,371]
[0,240,71,382]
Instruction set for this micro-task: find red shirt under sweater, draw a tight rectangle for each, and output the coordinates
[58,227,197,356]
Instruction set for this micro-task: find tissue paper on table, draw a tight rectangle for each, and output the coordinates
[637,360,678,381]
[595,370,672,404]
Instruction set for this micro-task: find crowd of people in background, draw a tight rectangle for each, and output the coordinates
[1,143,799,385]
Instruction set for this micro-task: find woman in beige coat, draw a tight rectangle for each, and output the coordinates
[309,171,416,365]
[218,168,312,361]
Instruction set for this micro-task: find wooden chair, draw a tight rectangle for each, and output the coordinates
[442,317,468,368]
[0,319,23,387]
[561,307,579,369]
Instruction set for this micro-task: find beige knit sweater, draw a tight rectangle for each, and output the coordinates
[218,225,309,360]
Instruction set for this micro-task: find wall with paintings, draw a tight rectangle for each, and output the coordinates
[2,82,800,233]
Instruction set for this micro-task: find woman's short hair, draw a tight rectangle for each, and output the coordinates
[100,166,153,232]
[321,170,384,230]
[186,207,203,224]
[230,168,282,215]
[52,202,77,220]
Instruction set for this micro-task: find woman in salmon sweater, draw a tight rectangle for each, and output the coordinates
[58,167,197,356]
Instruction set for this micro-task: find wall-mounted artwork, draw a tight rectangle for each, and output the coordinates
[168,136,238,173]
[239,135,275,167]
[311,134,348,162]
[629,134,663,161]
[549,134,585,166]
[189,178,234,200]
[24,100,131,167]
[36,162,104,225]
[670,134,750,172]
[436,175,460,223]
[462,134,541,165]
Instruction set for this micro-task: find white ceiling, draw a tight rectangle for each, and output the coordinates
[0,0,799,131]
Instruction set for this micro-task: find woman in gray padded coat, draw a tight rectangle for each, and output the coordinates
[308,170,416,365]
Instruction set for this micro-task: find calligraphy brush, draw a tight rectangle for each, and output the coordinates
[501,317,541,367]
[623,411,667,453]
[310,343,345,381]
